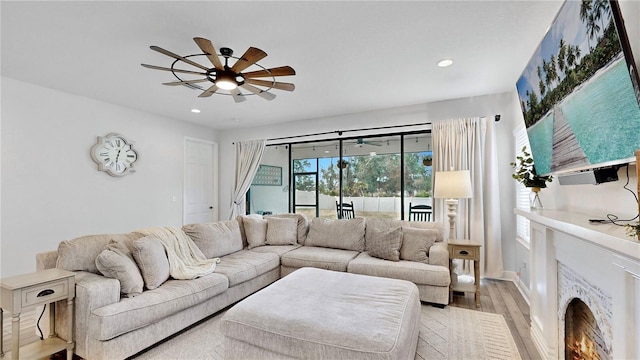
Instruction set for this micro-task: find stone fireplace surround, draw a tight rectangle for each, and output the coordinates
[516,209,640,359]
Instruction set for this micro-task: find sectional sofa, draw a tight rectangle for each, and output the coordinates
[36,214,451,359]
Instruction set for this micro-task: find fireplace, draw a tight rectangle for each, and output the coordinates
[564,298,609,360]
[558,263,613,360]
[518,209,640,359]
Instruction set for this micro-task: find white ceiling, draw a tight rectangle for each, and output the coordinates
[1,1,563,130]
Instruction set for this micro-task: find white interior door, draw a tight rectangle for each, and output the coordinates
[184,138,218,224]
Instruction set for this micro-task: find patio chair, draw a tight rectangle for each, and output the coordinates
[336,201,355,219]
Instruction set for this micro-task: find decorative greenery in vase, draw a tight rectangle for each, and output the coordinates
[510,146,553,188]
[625,222,640,240]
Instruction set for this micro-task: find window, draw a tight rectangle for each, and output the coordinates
[514,126,531,242]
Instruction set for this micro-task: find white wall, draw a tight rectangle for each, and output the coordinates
[1,77,217,277]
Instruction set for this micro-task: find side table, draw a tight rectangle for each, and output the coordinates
[0,268,75,360]
[447,239,481,308]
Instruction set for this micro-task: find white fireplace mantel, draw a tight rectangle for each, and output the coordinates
[515,208,640,360]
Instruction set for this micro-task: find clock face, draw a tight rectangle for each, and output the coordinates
[90,133,138,177]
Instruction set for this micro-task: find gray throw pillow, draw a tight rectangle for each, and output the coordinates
[266,217,298,245]
[183,220,243,258]
[243,216,268,249]
[131,236,170,289]
[400,228,438,263]
[95,240,144,298]
[367,226,402,261]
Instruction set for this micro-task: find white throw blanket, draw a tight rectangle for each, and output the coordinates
[136,227,220,280]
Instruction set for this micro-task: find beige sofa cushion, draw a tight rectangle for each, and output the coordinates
[264,213,309,244]
[95,240,144,298]
[131,236,170,290]
[57,233,142,274]
[305,217,365,251]
[214,250,280,286]
[182,220,243,258]
[280,246,360,272]
[90,273,229,341]
[400,228,438,263]
[265,217,298,245]
[347,252,451,286]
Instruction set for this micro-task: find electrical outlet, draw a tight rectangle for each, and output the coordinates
[522,262,527,269]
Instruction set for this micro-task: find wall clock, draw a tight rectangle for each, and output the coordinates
[90,133,138,177]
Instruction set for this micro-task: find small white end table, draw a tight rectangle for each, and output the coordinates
[0,268,75,360]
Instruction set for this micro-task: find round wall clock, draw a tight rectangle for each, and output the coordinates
[90,133,138,177]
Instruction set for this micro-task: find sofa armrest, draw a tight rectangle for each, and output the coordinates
[428,242,449,267]
[36,250,58,271]
[55,271,120,349]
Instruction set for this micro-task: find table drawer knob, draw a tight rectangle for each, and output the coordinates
[37,289,55,297]
[459,250,469,255]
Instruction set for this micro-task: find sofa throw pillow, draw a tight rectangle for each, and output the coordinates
[266,217,298,245]
[56,233,143,274]
[131,236,170,289]
[182,220,243,258]
[237,214,264,248]
[264,213,309,244]
[305,217,365,251]
[366,226,402,261]
[243,216,268,249]
[403,221,444,242]
[95,240,144,297]
[400,228,438,263]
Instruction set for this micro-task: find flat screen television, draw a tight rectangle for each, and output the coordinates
[516,0,640,176]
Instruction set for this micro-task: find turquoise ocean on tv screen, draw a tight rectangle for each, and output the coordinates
[528,59,640,175]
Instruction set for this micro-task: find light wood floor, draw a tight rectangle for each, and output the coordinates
[449,278,541,360]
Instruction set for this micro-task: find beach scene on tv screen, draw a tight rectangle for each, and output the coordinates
[516,0,640,175]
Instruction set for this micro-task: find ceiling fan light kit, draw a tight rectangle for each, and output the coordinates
[142,37,296,101]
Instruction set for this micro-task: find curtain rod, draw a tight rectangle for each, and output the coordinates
[232,115,501,144]
[268,121,433,142]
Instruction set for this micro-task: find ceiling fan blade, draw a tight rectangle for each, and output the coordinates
[230,88,247,103]
[243,66,296,78]
[240,83,276,101]
[150,46,209,71]
[162,79,210,86]
[198,84,219,97]
[193,37,224,70]
[141,63,206,76]
[245,78,295,91]
[231,47,268,73]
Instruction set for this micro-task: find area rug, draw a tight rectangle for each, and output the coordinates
[132,304,521,360]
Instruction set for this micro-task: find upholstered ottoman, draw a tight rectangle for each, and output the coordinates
[220,267,421,360]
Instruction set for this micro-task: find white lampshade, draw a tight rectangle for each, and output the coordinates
[434,170,473,199]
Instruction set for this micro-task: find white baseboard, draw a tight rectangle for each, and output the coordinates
[486,271,530,305]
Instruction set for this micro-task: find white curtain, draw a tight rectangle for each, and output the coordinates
[432,117,504,278]
[230,139,267,219]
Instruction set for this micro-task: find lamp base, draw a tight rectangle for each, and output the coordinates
[445,198,458,240]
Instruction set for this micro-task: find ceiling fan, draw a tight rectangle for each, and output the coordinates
[352,138,381,147]
[141,37,296,102]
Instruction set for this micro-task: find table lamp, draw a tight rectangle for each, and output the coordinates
[434,170,473,239]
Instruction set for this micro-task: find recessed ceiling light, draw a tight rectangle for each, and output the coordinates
[190,108,201,113]
[437,59,454,67]
[324,150,330,154]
